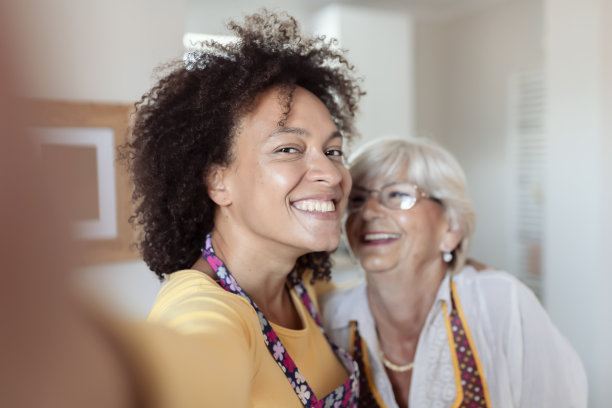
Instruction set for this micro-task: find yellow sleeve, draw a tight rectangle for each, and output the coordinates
[111,321,252,408]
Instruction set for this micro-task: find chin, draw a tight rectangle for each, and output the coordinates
[359,258,393,274]
[289,226,341,255]
[305,236,340,253]
[311,242,340,253]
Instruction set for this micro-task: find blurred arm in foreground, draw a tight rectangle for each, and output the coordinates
[0,8,216,408]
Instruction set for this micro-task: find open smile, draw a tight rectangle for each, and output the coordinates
[291,198,340,220]
[292,199,336,213]
[361,232,401,245]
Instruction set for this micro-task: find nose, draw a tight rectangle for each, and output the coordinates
[306,150,345,186]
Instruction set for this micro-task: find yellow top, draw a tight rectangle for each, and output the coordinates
[147,269,349,407]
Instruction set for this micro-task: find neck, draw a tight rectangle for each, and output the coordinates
[366,260,446,359]
[194,217,304,329]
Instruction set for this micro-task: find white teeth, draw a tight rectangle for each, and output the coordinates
[294,200,336,213]
[363,233,400,241]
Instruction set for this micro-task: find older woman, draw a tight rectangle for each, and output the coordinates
[322,137,587,407]
[125,10,363,407]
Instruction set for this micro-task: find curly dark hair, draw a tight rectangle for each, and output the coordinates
[123,9,363,281]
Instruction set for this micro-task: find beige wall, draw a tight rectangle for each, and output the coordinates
[12,0,185,103]
[9,0,187,318]
[544,0,612,405]
[185,0,315,35]
[186,1,415,155]
[416,0,612,404]
[312,4,414,153]
[415,0,543,270]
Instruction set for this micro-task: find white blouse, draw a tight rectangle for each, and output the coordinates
[321,266,587,408]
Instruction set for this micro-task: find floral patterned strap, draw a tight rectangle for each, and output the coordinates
[202,234,359,408]
[446,282,492,408]
[348,321,386,408]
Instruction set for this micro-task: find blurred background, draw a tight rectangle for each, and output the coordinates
[6,0,611,405]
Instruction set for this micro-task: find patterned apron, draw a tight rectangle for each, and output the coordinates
[442,281,492,408]
[202,234,359,408]
[348,281,491,408]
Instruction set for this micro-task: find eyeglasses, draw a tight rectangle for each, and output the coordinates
[347,181,441,212]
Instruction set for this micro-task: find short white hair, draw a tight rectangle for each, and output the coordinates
[348,137,475,273]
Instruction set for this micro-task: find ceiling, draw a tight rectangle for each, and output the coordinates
[189,0,512,21]
[344,0,509,19]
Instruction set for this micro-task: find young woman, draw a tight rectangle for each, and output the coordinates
[125,10,363,407]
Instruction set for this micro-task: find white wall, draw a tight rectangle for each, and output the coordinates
[544,0,612,405]
[414,22,449,145]
[605,2,612,301]
[313,5,413,153]
[417,0,611,404]
[185,0,316,35]
[12,0,185,103]
[186,2,414,155]
[415,0,543,271]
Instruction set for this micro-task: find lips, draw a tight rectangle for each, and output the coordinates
[361,232,401,244]
[292,199,336,213]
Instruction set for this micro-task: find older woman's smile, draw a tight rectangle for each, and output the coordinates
[361,232,401,244]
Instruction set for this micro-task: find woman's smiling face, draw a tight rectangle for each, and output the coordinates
[214,85,352,256]
[345,170,451,274]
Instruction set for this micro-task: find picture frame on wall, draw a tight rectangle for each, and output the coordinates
[27,100,139,265]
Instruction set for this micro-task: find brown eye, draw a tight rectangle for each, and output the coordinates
[276,147,300,154]
[325,149,343,157]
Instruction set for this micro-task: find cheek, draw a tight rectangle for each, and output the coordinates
[252,165,298,207]
[392,212,412,233]
[340,165,352,193]
[394,211,426,234]
[267,162,302,188]
[335,165,352,212]
[395,212,442,253]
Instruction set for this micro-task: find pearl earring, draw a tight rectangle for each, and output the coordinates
[443,251,453,263]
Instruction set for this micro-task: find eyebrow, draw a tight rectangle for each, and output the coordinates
[270,127,342,141]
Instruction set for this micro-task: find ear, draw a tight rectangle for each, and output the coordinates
[206,166,232,207]
[439,226,463,253]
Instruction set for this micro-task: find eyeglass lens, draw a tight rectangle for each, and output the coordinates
[348,183,418,211]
